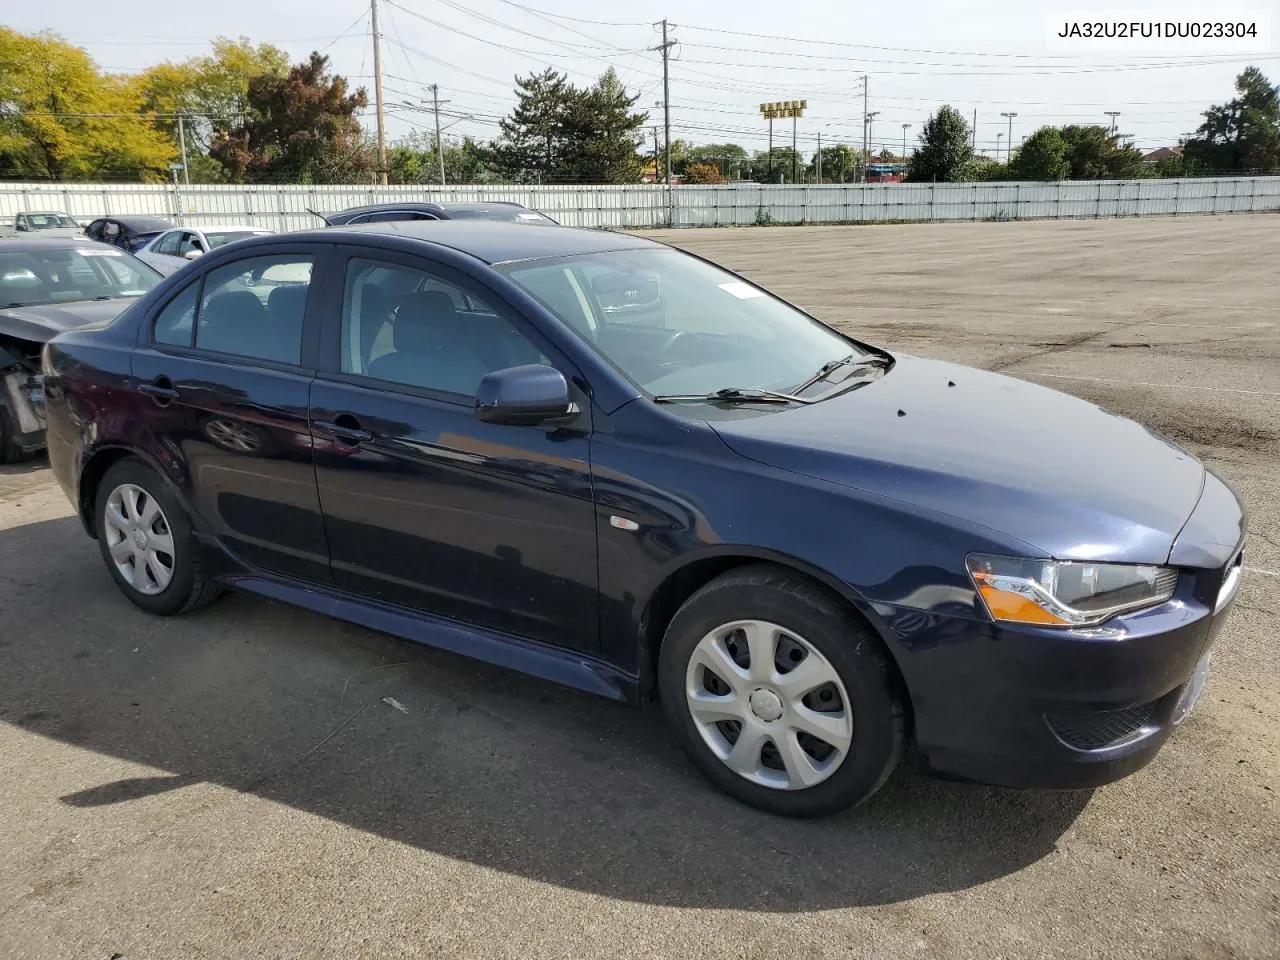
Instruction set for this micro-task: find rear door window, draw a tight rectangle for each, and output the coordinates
[194,255,314,365]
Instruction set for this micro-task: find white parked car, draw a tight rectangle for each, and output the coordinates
[2,211,84,238]
[135,226,275,276]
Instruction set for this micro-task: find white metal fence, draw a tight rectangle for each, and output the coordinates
[2,178,1278,232]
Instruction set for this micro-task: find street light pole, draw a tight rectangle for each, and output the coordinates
[865,110,879,178]
[996,133,1003,162]
[901,122,912,166]
[1104,111,1121,135]
[1000,111,1017,164]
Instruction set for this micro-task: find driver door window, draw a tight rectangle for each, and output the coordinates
[153,231,181,256]
[340,256,545,397]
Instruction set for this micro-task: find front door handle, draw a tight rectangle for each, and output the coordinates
[138,377,179,404]
[313,419,373,445]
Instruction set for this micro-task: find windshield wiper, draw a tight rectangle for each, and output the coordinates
[653,387,815,406]
[790,353,888,395]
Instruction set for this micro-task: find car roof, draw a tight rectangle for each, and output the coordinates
[333,202,446,217]
[103,215,172,230]
[22,210,74,216]
[315,220,657,265]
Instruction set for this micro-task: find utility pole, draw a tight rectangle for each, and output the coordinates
[177,115,190,185]
[816,130,821,184]
[791,110,798,184]
[861,74,869,182]
[1104,110,1121,135]
[996,133,1003,162]
[651,125,660,182]
[972,108,977,152]
[865,110,879,176]
[429,83,448,185]
[652,20,676,186]
[767,115,774,181]
[901,122,912,165]
[371,0,388,185]
[1000,111,1017,164]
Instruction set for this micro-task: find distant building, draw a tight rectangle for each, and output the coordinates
[1143,146,1184,164]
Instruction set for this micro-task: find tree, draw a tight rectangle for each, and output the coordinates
[387,133,498,184]
[130,37,289,182]
[807,144,858,182]
[683,162,724,184]
[494,68,645,183]
[1010,126,1070,180]
[686,143,749,179]
[0,28,174,180]
[1058,125,1144,179]
[1184,66,1280,173]
[907,106,973,182]
[559,69,646,183]
[494,68,573,183]
[209,52,369,183]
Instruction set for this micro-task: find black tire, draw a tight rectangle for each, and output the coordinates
[658,565,905,818]
[93,458,222,615]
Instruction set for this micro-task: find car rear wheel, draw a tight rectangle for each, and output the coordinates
[659,565,904,818]
[94,459,221,615]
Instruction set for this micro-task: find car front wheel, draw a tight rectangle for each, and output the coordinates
[94,458,221,615]
[659,566,904,818]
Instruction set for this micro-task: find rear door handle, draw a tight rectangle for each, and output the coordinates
[138,378,179,404]
[313,420,373,445]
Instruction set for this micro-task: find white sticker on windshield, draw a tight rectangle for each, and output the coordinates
[719,281,764,299]
[76,248,123,256]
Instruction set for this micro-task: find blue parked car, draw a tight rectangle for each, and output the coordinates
[40,221,1246,817]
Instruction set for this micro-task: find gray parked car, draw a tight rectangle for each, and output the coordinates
[2,211,84,239]
[135,225,275,276]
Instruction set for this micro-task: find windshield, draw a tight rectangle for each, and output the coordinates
[205,230,272,249]
[500,248,868,398]
[26,214,79,229]
[0,246,162,307]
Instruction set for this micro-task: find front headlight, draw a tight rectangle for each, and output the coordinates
[966,554,1179,627]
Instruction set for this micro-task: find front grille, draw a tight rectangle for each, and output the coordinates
[1047,700,1159,751]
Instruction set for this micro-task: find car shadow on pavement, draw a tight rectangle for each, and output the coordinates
[0,515,1092,911]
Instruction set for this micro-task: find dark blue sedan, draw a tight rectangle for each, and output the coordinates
[40,222,1246,817]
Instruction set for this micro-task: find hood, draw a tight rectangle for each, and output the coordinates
[0,298,136,344]
[711,355,1205,566]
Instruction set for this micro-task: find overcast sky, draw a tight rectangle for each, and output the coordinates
[11,0,1280,158]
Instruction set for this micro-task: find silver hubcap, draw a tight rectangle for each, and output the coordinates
[103,483,175,596]
[685,619,853,791]
[205,418,259,452]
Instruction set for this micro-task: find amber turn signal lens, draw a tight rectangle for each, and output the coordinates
[976,583,1070,626]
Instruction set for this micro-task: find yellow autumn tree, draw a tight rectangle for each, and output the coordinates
[0,28,175,181]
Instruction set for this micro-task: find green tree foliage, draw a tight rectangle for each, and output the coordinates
[209,52,369,183]
[559,69,646,183]
[745,146,802,183]
[494,68,645,183]
[685,143,749,179]
[1009,126,1071,180]
[1058,125,1145,179]
[808,144,858,182]
[130,37,289,182]
[387,134,497,184]
[907,106,973,182]
[1183,66,1280,172]
[0,28,175,180]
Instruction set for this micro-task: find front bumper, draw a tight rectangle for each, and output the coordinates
[889,549,1243,790]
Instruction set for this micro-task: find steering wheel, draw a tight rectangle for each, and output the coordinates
[658,330,702,366]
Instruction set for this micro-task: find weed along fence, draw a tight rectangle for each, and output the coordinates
[2,178,1278,231]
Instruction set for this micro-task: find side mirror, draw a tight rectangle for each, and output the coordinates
[475,364,575,426]
[183,249,203,260]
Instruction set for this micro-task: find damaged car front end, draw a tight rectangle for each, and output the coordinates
[0,333,47,462]
[0,238,163,461]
